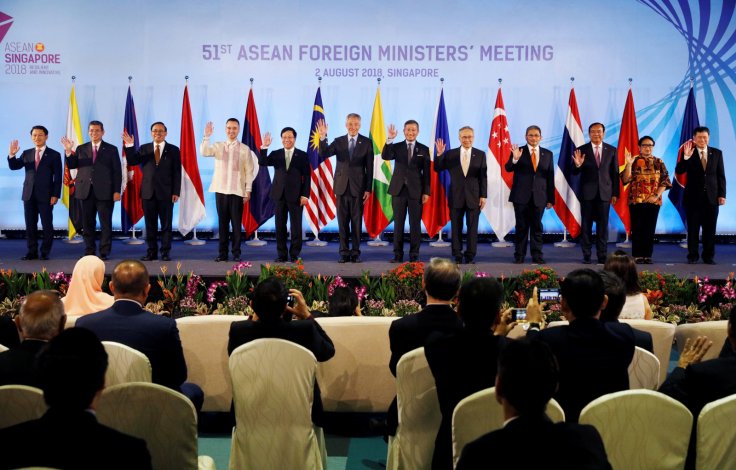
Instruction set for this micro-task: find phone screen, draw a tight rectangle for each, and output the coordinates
[539,288,560,302]
[512,308,527,322]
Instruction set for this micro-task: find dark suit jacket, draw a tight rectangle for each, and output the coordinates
[76,300,188,391]
[528,317,635,422]
[434,147,487,209]
[381,140,431,200]
[456,415,612,470]
[602,319,653,353]
[125,142,182,200]
[66,140,123,200]
[0,315,20,349]
[0,339,46,387]
[425,330,507,470]
[659,355,736,417]
[572,142,619,201]
[8,147,62,201]
[505,145,555,207]
[319,134,374,196]
[675,147,727,205]
[258,147,311,203]
[0,408,151,470]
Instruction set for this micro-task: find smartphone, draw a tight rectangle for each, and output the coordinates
[286,294,295,307]
[539,288,560,302]
[512,308,527,323]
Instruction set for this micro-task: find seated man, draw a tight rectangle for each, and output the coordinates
[0,328,151,469]
[599,270,653,352]
[526,269,635,422]
[76,259,203,411]
[425,276,509,470]
[228,277,335,424]
[0,290,66,386]
[457,340,611,469]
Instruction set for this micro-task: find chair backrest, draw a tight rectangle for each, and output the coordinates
[0,384,47,429]
[697,393,736,470]
[579,389,692,470]
[387,347,441,470]
[315,316,397,412]
[628,346,660,390]
[675,321,728,362]
[229,338,325,470]
[176,315,242,412]
[0,343,8,353]
[451,387,564,469]
[97,382,201,470]
[621,319,675,385]
[101,341,152,386]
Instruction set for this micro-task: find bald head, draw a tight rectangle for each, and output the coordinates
[110,260,150,302]
[17,290,66,341]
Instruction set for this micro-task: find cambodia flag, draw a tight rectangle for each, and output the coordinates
[553,88,585,238]
[668,86,700,227]
[241,88,273,237]
[421,89,452,238]
[121,86,144,233]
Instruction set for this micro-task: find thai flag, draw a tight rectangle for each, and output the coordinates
[668,86,700,228]
[421,89,452,238]
[553,88,585,238]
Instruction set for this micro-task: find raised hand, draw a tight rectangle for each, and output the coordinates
[387,124,398,140]
[9,139,19,156]
[682,140,694,157]
[435,138,446,156]
[625,149,635,165]
[511,144,522,160]
[60,136,75,153]
[572,149,585,167]
[316,119,328,139]
[204,121,214,138]
[526,286,545,323]
[262,132,272,148]
[122,131,135,146]
[677,336,713,368]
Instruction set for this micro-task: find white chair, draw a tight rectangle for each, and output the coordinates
[101,341,152,386]
[628,346,660,390]
[579,389,692,470]
[315,316,397,412]
[696,393,736,470]
[0,343,8,353]
[386,347,441,470]
[97,382,215,470]
[451,387,564,469]
[177,315,242,412]
[621,319,675,385]
[0,385,47,429]
[675,321,728,362]
[229,338,326,470]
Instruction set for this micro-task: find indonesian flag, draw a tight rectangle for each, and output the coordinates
[363,86,392,238]
[178,85,206,236]
[614,88,639,235]
[483,87,515,241]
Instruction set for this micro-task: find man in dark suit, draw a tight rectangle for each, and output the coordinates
[505,125,555,264]
[259,127,311,262]
[425,277,507,470]
[62,120,122,261]
[435,127,487,264]
[0,327,152,470]
[526,269,635,422]
[675,126,727,264]
[76,259,203,411]
[456,340,611,470]
[7,125,62,260]
[386,257,463,435]
[317,114,374,263]
[0,290,66,387]
[123,122,181,262]
[599,270,654,352]
[382,120,430,263]
[228,278,335,424]
[572,122,619,264]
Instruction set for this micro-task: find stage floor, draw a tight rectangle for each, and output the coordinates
[1,237,735,279]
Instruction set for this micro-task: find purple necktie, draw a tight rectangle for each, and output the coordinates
[594,146,601,167]
[35,148,41,170]
[93,145,98,163]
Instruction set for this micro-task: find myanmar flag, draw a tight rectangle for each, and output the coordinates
[363,86,392,238]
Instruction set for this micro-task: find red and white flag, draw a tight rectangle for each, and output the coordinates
[178,84,206,236]
[483,87,515,241]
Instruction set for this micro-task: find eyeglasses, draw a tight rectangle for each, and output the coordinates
[640,144,654,147]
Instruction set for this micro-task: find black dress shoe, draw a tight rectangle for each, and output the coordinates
[232,255,242,262]
[533,258,546,264]
[338,256,349,263]
[704,259,716,265]
[21,253,38,260]
[161,254,171,262]
[214,255,228,262]
[582,257,592,264]
[597,258,606,265]
[100,254,109,261]
[352,256,362,263]
[513,258,524,264]
[409,256,419,262]
[644,258,653,264]
[390,257,403,263]
[290,257,301,263]
[455,256,464,264]
[687,259,697,265]
[465,258,476,265]
[141,255,158,261]
[40,254,49,261]
[274,257,288,263]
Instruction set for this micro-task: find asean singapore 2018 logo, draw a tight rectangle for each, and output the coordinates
[2,11,63,76]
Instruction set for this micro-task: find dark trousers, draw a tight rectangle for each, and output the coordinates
[81,190,113,257]
[215,192,244,257]
[23,198,54,256]
[451,205,479,260]
[686,191,719,262]
[392,187,423,258]
[142,197,174,256]
[580,198,611,260]
[180,382,204,413]
[630,203,660,258]
[274,198,304,259]
[513,201,545,260]
[337,193,363,257]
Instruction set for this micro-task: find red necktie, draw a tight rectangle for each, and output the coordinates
[35,148,41,170]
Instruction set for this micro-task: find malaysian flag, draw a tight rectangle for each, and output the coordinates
[553,87,585,238]
[668,85,700,227]
[305,87,336,236]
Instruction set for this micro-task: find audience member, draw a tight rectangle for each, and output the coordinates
[0,328,151,469]
[599,270,654,353]
[456,339,612,470]
[0,315,20,349]
[76,259,203,411]
[62,255,115,316]
[526,269,635,422]
[228,278,335,424]
[0,290,66,386]
[604,250,653,319]
[386,257,463,435]
[327,286,361,317]
[425,277,509,470]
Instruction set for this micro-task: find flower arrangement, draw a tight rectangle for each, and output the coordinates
[382,261,425,303]
[510,267,559,307]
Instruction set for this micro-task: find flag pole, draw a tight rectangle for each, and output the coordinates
[616,79,634,249]
[368,77,389,248]
[307,75,328,247]
[63,75,84,244]
[679,77,696,250]
[181,75,206,246]
[430,77,451,248]
[555,76,577,248]
[245,78,268,247]
[123,76,145,245]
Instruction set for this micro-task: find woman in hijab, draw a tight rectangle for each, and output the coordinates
[61,255,114,316]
